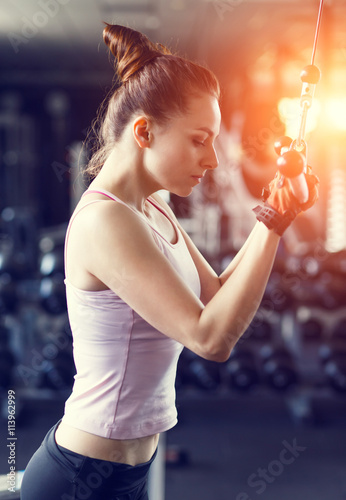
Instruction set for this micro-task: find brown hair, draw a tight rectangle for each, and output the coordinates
[84,24,220,180]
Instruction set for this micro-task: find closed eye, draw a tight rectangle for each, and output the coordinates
[193,139,206,146]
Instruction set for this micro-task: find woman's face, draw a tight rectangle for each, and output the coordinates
[144,93,221,197]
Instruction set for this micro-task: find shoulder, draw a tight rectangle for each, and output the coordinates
[71,196,155,250]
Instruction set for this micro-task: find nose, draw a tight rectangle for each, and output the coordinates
[204,144,219,170]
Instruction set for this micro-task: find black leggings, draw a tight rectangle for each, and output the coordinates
[20,421,157,500]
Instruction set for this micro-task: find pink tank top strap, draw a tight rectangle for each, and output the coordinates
[82,189,129,207]
[82,189,178,247]
[83,189,150,222]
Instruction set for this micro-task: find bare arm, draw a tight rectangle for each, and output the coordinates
[197,221,279,358]
[84,200,279,363]
[154,193,271,300]
[176,217,264,302]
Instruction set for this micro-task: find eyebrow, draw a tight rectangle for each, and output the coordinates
[196,127,218,138]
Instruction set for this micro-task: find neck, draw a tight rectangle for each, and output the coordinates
[89,143,161,212]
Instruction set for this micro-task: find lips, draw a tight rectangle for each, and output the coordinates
[191,175,203,183]
[192,171,205,180]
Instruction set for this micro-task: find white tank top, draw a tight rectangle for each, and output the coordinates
[61,189,201,439]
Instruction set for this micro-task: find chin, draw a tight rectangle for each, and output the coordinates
[171,186,194,198]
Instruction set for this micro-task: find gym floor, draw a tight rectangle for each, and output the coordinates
[1,389,345,500]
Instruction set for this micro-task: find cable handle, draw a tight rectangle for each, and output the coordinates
[275,138,309,204]
[274,0,324,205]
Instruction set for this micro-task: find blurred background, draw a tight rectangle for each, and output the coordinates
[0,0,346,499]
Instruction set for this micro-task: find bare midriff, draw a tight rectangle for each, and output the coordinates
[55,421,159,466]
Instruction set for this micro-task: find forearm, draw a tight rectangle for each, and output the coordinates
[218,222,260,285]
[197,223,280,361]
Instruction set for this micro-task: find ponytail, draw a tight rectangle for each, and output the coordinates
[103,23,170,84]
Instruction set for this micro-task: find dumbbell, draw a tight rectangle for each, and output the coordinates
[320,343,346,393]
[261,346,298,391]
[176,349,221,391]
[39,248,64,276]
[225,348,259,392]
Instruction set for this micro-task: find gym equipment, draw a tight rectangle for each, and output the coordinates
[1,207,38,279]
[320,343,346,394]
[176,349,221,391]
[39,349,75,391]
[261,346,298,391]
[0,273,17,314]
[225,348,259,392]
[38,236,67,315]
[275,0,323,202]
[39,275,66,315]
[300,318,324,342]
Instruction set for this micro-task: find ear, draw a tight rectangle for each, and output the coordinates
[133,116,151,149]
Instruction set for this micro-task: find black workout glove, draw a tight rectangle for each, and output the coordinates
[253,167,319,236]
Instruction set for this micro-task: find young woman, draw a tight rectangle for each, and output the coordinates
[21,24,318,500]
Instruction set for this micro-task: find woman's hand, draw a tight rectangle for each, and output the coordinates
[265,167,319,215]
[253,167,319,236]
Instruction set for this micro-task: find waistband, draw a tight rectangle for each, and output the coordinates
[43,420,157,493]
